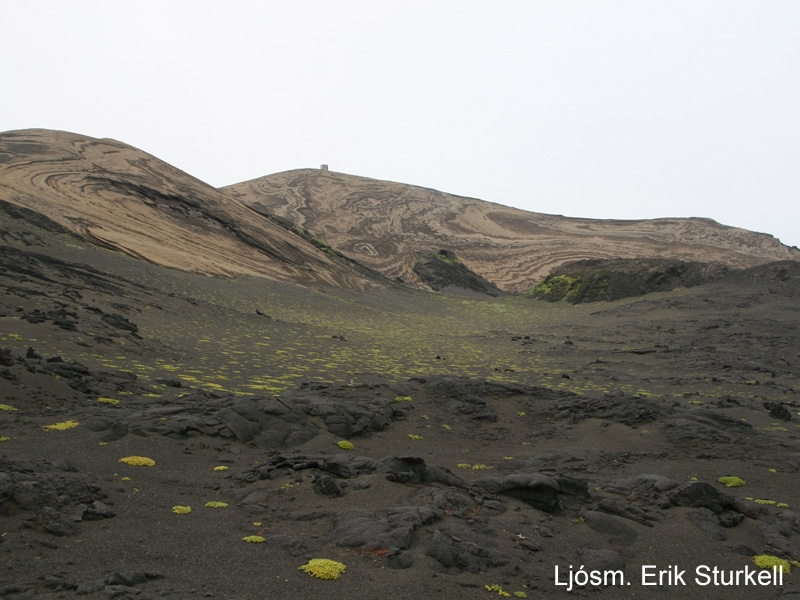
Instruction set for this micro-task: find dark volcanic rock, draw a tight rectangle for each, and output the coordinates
[580,510,639,545]
[312,474,345,497]
[597,498,656,526]
[758,523,800,561]
[386,548,414,569]
[688,507,727,540]
[101,312,138,333]
[577,547,627,572]
[473,473,564,512]
[530,258,729,303]
[665,409,754,443]
[413,249,503,296]
[0,459,113,536]
[329,505,443,550]
[0,347,17,366]
[668,481,737,514]
[555,392,673,426]
[764,401,793,421]
[425,527,509,573]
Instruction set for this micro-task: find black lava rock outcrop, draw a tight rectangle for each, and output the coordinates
[529,258,729,303]
[413,249,503,296]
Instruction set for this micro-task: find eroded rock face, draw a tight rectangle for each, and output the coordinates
[0,130,385,290]
[226,168,799,292]
[412,249,503,296]
[530,258,731,303]
[0,458,113,537]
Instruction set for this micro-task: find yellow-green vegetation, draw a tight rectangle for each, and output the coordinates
[0,404,18,411]
[442,424,451,430]
[529,274,581,302]
[242,535,266,543]
[42,420,80,431]
[164,299,433,389]
[778,502,790,508]
[298,558,346,580]
[754,499,776,505]
[457,464,472,469]
[718,476,745,487]
[762,425,788,432]
[213,465,229,471]
[0,436,10,442]
[472,464,493,470]
[172,505,192,514]
[407,434,423,440]
[484,583,511,597]
[513,593,527,599]
[337,440,355,451]
[394,395,412,402]
[96,397,120,405]
[753,555,791,573]
[118,456,156,467]
[204,501,228,508]
[53,267,774,410]
[516,411,526,417]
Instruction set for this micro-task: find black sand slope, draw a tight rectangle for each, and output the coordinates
[2,198,800,600]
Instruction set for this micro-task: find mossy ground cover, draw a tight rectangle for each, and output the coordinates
[2,232,800,599]
[2,257,798,407]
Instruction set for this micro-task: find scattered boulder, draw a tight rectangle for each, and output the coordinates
[668,481,736,514]
[529,258,729,303]
[0,459,113,536]
[577,547,626,572]
[425,528,509,573]
[555,392,672,426]
[764,401,793,421]
[665,409,754,443]
[580,510,638,546]
[688,507,727,541]
[413,249,503,296]
[473,473,564,512]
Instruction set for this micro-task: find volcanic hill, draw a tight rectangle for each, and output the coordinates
[2,128,800,599]
[0,130,384,290]
[225,168,799,292]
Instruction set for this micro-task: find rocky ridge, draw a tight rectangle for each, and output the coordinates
[0,130,384,290]
[226,168,799,292]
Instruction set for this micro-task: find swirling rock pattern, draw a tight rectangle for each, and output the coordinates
[0,130,383,290]
[225,168,799,292]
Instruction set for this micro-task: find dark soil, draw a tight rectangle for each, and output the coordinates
[413,249,503,296]
[2,209,800,600]
[530,258,731,303]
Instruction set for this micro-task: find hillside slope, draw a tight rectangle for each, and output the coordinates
[225,168,799,292]
[0,130,384,290]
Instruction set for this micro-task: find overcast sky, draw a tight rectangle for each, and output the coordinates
[3,1,798,247]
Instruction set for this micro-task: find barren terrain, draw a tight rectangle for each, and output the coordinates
[0,130,383,290]
[1,131,800,600]
[225,168,799,292]
[2,201,800,599]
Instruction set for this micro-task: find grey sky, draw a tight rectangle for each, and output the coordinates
[3,1,798,247]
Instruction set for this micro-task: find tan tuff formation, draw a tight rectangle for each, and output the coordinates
[226,168,799,292]
[0,130,383,290]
